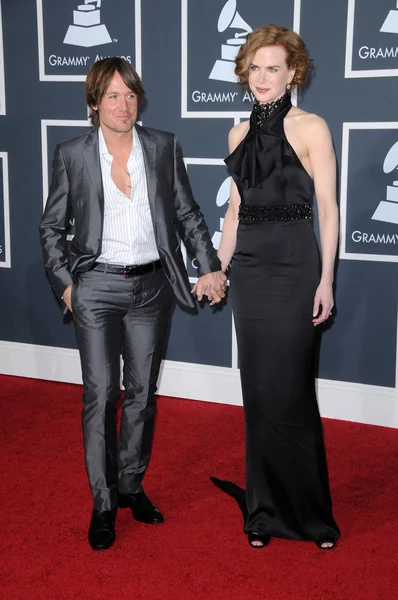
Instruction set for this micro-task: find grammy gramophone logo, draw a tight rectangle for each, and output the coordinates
[372,141,398,225]
[190,174,230,271]
[209,0,252,83]
[211,176,231,249]
[380,1,398,34]
[63,0,112,48]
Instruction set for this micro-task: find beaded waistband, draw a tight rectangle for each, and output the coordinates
[239,203,312,223]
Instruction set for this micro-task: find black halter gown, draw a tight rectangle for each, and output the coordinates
[213,94,340,542]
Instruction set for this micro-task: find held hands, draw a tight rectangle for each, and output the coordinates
[312,280,334,326]
[62,283,73,312]
[191,270,227,306]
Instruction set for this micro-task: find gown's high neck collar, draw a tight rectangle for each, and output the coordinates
[225,91,295,188]
[253,93,291,129]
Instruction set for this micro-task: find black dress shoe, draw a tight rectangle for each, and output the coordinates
[118,491,164,524]
[88,509,116,551]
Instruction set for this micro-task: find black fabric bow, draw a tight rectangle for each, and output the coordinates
[225,93,293,189]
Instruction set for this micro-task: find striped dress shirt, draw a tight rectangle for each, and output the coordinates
[97,126,160,266]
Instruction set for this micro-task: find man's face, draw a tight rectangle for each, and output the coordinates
[93,71,138,134]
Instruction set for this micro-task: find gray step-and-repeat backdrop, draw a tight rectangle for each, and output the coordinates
[0,1,397,426]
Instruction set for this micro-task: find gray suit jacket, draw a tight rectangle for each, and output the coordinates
[39,125,221,309]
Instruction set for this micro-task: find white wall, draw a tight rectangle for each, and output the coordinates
[1,340,397,429]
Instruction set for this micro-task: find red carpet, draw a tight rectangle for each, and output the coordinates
[1,375,397,600]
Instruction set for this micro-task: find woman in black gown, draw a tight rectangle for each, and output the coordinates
[213,25,340,550]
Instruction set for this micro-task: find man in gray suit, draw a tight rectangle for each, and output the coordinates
[39,58,226,551]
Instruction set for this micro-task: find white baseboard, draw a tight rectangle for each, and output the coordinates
[0,340,397,428]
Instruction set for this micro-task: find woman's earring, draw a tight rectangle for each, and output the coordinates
[287,83,292,90]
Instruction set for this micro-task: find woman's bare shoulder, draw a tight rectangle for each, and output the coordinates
[287,107,329,134]
[228,120,250,151]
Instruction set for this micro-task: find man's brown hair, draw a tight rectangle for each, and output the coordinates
[85,57,145,128]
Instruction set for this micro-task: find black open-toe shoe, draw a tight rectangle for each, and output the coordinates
[315,539,337,550]
[247,531,271,548]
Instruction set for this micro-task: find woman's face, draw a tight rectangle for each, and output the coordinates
[248,45,295,104]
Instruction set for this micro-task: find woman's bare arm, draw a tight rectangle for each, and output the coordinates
[304,115,339,324]
[217,123,247,271]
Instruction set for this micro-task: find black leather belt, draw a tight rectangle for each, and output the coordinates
[92,260,162,278]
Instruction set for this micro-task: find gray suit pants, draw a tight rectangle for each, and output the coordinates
[72,266,174,512]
